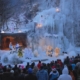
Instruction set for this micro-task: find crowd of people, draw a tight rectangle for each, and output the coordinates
[0,54,80,80]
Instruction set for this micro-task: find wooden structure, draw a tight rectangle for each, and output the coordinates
[0,33,27,50]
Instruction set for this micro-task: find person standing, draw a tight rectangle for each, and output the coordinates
[9,42,13,50]
[58,67,72,80]
[36,65,48,80]
[37,61,42,70]
[15,43,20,52]
[9,42,13,53]
[18,48,23,57]
[49,68,59,80]
[25,68,37,80]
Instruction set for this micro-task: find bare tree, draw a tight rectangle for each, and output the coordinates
[0,0,18,30]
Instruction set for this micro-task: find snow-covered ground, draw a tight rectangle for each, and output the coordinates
[0,49,78,67]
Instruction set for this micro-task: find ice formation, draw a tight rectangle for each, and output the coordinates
[0,0,80,66]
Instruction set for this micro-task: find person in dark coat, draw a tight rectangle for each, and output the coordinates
[64,56,70,65]
[14,69,19,80]
[10,70,15,80]
[18,69,25,80]
[2,68,11,80]
[25,68,37,80]
[0,68,3,80]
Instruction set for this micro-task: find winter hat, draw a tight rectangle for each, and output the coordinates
[28,68,33,74]
[10,70,14,73]
[62,67,69,74]
[19,65,24,69]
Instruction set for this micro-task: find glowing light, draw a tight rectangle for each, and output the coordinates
[1,31,5,33]
[56,7,60,12]
[46,46,53,55]
[18,30,22,33]
[37,23,42,28]
[55,47,60,57]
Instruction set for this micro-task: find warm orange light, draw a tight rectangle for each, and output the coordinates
[55,47,60,56]
[46,46,53,55]
[37,23,42,28]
